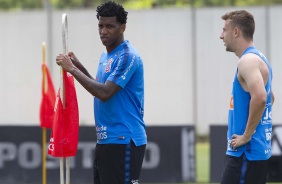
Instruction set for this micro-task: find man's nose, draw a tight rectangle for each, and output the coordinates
[219,33,223,39]
[100,27,108,34]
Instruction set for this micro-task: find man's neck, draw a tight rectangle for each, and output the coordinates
[106,37,124,53]
[235,40,254,58]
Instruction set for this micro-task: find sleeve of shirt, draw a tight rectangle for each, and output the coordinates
[107,52,139,88]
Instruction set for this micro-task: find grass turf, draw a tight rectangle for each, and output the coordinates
[193,142,282,184]
[196,142,210,182]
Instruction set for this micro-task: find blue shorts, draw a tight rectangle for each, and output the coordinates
[93,140,146,184]
[220,154,268,184]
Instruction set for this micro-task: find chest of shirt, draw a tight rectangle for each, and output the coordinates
[96,55,122,83]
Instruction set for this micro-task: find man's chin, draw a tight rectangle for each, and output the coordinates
[100,40,107,46]
[100,39,109,46]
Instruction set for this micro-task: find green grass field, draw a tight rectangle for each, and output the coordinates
[196,142,210,182]
[194,142,282,184]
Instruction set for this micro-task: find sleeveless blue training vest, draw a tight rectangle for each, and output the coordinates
[226,46,273,160]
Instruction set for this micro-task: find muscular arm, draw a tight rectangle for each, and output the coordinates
[56,53,121,102]
[231,54,267,149]
[68,52,94,79]
[71,67,121,102]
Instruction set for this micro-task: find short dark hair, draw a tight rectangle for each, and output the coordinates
[96,1,128,24]
[221,10,255,41]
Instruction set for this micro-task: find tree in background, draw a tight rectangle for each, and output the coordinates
[0,0,282,11]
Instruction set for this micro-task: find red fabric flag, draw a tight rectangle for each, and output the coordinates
[40,63,56,128]
[48,71,79,157]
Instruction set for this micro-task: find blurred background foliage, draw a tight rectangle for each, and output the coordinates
[0,0,281,11]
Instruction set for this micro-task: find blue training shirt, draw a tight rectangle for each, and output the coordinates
[226,46,273,160]
[94,40,147,146]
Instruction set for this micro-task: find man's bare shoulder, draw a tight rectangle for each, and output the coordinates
[238,53,269,86]
[237,53,267,73]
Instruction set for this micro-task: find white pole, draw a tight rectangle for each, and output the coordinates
[61,13,68,108]
[62,13,70,184]
[60,158,64,184]
[66,157,70,184]
[190,0,198,135]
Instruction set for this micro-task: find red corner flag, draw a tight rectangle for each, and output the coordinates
[40,63,56,128]
[48,71,79,157]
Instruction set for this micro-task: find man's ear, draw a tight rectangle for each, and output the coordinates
[234,27,239,38]
[120,24,126,33]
